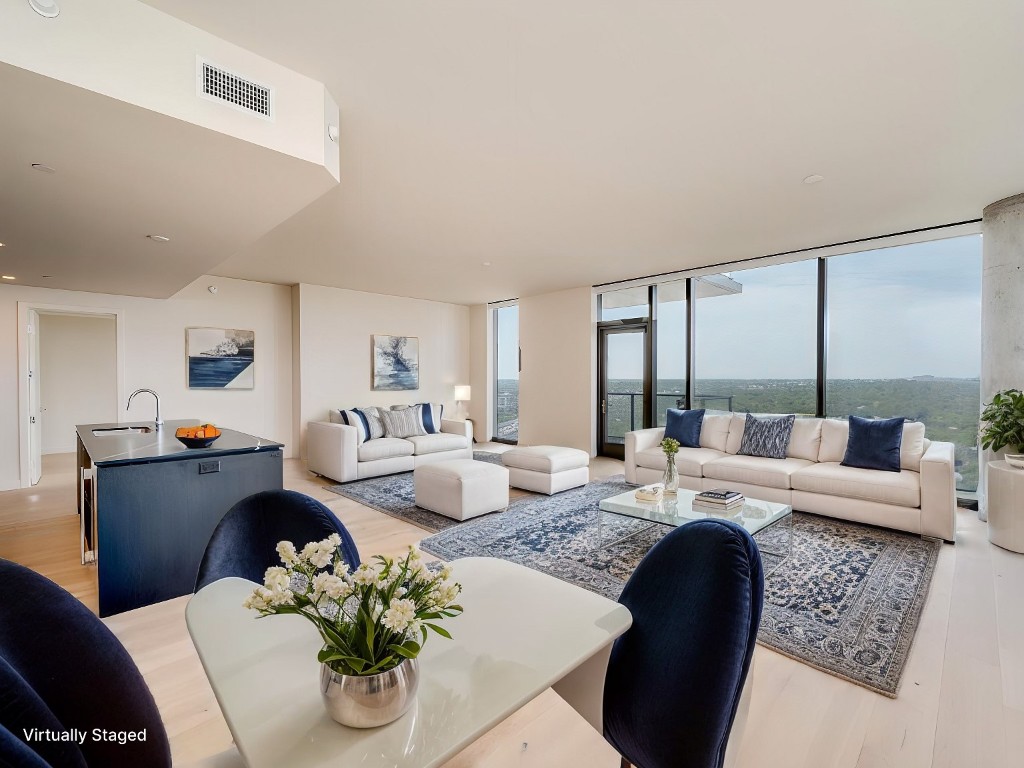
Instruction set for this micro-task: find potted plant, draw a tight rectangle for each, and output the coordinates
[980,389,1024,468]
[244,539,463,728]
[661,437,681,495]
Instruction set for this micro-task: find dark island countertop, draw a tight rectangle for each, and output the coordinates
[77,420,284,467]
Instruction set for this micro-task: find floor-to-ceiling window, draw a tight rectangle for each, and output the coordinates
[694,261,818,415]
[826,236,982,491]
[493,304,519,443]
[655,280,687,425]
[592,230,982,495]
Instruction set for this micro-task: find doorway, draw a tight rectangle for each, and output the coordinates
[18,303,125,489]
[598,321,651,459]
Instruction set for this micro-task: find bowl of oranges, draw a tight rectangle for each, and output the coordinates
[175,423,222,449]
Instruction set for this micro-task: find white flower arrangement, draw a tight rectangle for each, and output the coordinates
[244,537,463,676]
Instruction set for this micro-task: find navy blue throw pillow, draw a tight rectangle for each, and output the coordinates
[664,409,705,448]
[841,415,904,472]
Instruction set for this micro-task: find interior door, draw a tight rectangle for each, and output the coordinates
[28,309,42,485]
[598,322,651,459]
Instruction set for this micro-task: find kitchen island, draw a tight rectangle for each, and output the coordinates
[77,420,283,617]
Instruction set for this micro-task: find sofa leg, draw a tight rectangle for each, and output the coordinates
[620,758,632,768]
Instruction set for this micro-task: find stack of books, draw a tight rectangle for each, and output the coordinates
[693,488,745,513]
[634,484,664,503]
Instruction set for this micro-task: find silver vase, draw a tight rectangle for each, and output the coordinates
[320,658,419,728]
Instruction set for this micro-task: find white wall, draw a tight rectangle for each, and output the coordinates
[39,314,118,454]
[0,275,294,490]
[468,304,492,441]
[295,284,470,456]
[518,287,596,454]
[0,0,338,178]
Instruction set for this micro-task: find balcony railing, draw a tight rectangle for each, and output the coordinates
[604,391,736,442]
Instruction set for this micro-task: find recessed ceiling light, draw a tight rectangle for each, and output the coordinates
[147,235,171,242]
[0,243,5,247]
[31,163,56,174]
[2,276,15,280]
[803,174,824,185]
[28,0,60,18]
[481,262,492,267]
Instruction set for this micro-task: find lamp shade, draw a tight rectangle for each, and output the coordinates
[453,385,472,402]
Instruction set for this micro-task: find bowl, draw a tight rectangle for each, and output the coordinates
[177,435,220,449]
[1005,453,1024,469]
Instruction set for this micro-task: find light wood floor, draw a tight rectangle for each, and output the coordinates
[1,450,1022,767]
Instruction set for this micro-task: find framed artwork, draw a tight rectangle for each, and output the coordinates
[186,327,255,389]
[372,335,419,391]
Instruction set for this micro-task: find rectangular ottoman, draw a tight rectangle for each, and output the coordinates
[414,459,509,521]
[501,446,590,495]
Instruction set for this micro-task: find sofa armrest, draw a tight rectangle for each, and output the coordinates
[920,440,956,542]
[625,427,666,484]
[307,421,359,483]
[441,418,473,442]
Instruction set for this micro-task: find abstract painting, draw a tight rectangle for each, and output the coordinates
[187,328,255,389]
[372,335,419,391]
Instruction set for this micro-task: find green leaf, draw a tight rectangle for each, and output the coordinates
[424,622,452,639]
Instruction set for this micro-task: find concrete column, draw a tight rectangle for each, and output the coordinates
[980,192,1024,520]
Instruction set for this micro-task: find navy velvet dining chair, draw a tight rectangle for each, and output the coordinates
[603,518,764,768]
[195,489,360,591]
[0,558,173,768]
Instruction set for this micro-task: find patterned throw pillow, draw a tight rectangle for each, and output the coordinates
[737,413,796,459]
[338,407,385,442]
[419,403,444,434]
[358,407,386,440]
[381,405,428,439]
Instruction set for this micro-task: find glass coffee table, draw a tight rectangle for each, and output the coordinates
[596,488,793,575]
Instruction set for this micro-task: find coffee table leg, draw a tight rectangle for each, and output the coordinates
[757,512,793,578]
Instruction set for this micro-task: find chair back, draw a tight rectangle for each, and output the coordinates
[195,489,360,591]
[0,559,172,768]
[603,518,764,768]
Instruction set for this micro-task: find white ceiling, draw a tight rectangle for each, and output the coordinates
[95,2,1024,302]
[0,62,336,298]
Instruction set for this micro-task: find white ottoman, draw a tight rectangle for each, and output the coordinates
[414,459,509,521]
[501,446,590,495]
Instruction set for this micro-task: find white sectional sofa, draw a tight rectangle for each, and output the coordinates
[626,414,957,542]
[307,415,473,483]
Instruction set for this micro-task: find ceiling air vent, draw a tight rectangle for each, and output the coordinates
[198,60,273,120]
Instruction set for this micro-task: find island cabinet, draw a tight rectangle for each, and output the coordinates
[76,420,284,617]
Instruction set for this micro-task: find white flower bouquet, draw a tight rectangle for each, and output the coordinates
[244,537,463,676]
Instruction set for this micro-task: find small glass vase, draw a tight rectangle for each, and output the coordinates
[320,657,419,728]
[662,455,679,495]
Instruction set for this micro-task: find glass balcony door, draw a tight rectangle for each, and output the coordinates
[599,322,651,459]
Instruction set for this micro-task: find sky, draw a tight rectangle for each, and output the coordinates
[608,234,982,380]
[496,235,982,382]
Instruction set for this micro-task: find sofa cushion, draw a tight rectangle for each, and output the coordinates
[358,437,415,462]
[699,414,732,452]
[738,414,796,459]
[842,415,903,472]
[381,406,428,438]
[703,455,813,490]
[502,445,589,473]
[665,409,704,448]
[819,418,927,471]
[725,414,747,455]
[791,462,921,508]
[406,433,469,456]
[636,446,726,478]
[787,418,823,461]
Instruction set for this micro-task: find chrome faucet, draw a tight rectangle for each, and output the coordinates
[127,388,163,428]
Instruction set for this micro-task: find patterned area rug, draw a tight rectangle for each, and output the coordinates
[327,460,939,697]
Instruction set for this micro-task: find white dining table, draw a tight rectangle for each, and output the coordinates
[185,557,632,768]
